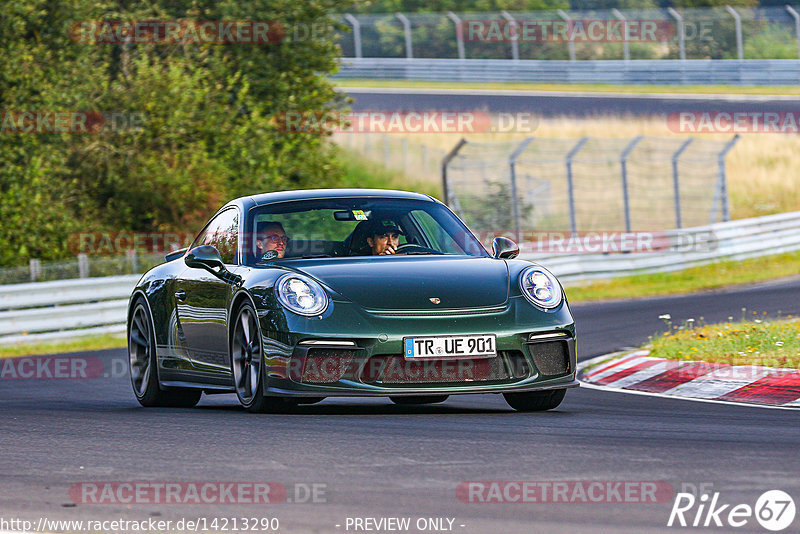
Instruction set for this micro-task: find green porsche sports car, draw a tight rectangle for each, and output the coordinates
[127,189,577,412]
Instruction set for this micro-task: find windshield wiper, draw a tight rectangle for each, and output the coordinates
[287,254,333,259]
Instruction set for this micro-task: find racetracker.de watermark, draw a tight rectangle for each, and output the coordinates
[471,230,718,254]
[274,111,538,134]
[460,19,675,42]
[0,355,126,380]
[457,481,674,503]
[68,232,195,255]
[1,111,145,134]
[667,111,800,134]
[68,482,327,505]
[68,20,330,44]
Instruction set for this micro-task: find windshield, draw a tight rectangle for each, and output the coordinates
[245,197,488,265]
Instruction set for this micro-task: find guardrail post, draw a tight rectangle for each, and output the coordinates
[667,7,686,60]
[786,5,800,59]
[565,137,589,235]
[441,138,468,205]
[671,138,694,229]
[612,9,630,61]
[509,137,535,238]
[343,14,363,58]
[29,259,41,282]
[446,11,466,60]
[725,6,744,60]
[395,13,413,59]
[78,253,89,278]
[711,134,739,223]
[501,11,520,60]
[557,10,576,61]
[619,136,643,232]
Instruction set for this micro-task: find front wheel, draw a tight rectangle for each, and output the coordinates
[503,389,566,412]
[128,299,201,408]
[231,301,295,413]
[390,395,449,405]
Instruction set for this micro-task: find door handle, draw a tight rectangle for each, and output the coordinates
[174,290,187,302]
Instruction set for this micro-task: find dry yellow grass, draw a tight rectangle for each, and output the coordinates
[337,115,800,220]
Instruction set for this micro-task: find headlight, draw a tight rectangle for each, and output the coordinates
[275,274,329,316]
[519,266,563,309]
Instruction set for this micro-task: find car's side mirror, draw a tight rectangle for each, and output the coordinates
[185,245,224,269]
[492,237,519,259]
[185,245,242,286]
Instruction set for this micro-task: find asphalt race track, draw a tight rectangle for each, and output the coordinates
[2,277,799,533]
[344,87,800,118]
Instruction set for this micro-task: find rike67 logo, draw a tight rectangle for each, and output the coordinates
[668,490,796,531]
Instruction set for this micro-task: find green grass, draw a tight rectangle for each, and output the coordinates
[335,79,800,96]
[336,149,440,199]
[0,333,127,359]
[648,317,800,369]
[565,250,800,303]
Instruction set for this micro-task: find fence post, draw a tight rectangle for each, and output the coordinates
[611,9,631,61]
[565,137,589,235]
[402,138,409,175]
[127,249,139,274]
[620,136,643,232]
[508,137,535,239]
[667,7,686,60]
[500,11,520,60]
[343,14,363,58]
[29,259,41,282]
[725,6,744,60]
[557,10,576,61]
[786,5,800,59]
[78,253,89,278]
[395,13,413,59]
[671,138,694,229]
[446,11,466,60]
[712,134,739,223]
[441,138,468,205]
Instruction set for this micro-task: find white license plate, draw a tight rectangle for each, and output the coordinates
[403,334,497,359]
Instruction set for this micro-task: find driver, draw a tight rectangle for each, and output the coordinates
[357,220,404,256]
[255,221,289,261]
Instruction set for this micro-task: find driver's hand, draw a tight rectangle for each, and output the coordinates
[382,244,396,255]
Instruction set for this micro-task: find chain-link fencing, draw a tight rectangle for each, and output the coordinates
[443,135,739,235]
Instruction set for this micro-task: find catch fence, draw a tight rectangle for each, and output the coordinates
[442,135,739,234]
[337,6,800,61]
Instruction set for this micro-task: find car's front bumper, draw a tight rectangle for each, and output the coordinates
[258,297,577,397]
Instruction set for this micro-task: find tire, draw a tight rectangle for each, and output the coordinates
[128,299,201,408]
[503,389,566,412]
[390,395,449,405]
[230,300,295,414]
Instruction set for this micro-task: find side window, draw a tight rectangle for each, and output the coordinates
[192,209,239,264]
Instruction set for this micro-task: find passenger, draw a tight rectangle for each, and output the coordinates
[255,221,289,261]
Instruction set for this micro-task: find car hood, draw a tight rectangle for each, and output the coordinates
[290,256,509,311]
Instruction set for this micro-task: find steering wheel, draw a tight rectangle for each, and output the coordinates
[394,243,432,254]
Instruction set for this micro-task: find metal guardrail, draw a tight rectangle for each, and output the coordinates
[1,211,799,344]
[522,210,800,282]
[334,58,800,85]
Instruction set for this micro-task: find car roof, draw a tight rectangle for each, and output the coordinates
[246,188,436,206]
